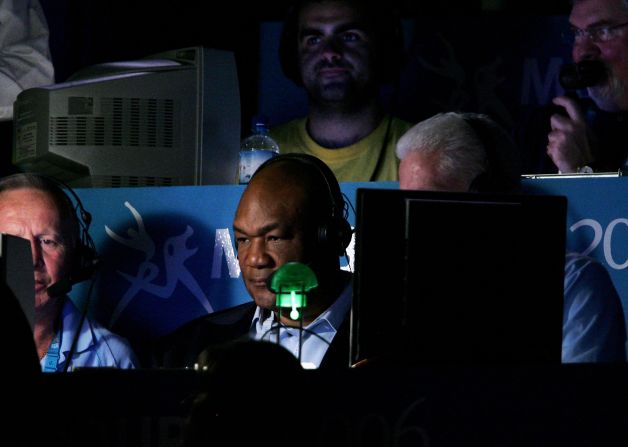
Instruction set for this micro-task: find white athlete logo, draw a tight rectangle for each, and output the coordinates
[105,201,213,326]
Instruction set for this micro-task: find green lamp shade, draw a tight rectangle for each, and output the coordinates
[269,262,318,320]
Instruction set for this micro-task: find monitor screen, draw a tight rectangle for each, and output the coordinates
[351,188,567,366]
[12,47,240,187]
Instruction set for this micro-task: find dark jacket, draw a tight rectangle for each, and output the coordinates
[151,301,351,370]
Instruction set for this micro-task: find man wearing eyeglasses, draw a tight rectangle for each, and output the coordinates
[547,0,628,174]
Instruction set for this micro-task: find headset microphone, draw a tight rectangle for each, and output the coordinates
[47,280,72,297]
[47,258,101,297]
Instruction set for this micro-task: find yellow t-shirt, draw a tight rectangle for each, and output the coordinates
[269,115,411,182]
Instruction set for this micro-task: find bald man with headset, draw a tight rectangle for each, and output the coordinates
[154,153,354,370]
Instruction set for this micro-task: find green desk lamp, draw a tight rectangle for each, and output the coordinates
[266,262,319,365]
[268,262,318,321]
[269,262,318,320]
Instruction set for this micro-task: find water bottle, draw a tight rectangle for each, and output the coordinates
[238,117,279,184]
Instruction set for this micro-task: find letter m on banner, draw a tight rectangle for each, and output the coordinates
[521,57,565,106]
[211,228,241,279]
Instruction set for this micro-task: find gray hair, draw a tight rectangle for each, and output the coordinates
[396,112,489,189]
[0,173,80,246]
[396,112,521,193]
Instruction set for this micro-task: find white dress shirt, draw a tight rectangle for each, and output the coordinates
[251,279,352,369]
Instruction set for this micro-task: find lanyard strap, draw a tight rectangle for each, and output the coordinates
[42,332,61,372]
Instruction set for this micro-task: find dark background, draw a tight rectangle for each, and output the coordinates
[38,0,572,140]
[0,0,572,178]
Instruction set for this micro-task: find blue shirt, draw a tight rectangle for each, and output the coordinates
[40,298,139,372]
[562,253,627,363]
[251,279,352,369]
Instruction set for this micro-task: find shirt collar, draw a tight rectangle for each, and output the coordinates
[251,272,353,334]
[310,276,352,333]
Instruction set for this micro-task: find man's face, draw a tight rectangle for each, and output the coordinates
[570,0,628,111]
[233,177,310,309]
[399,150,471,192]
[0,188,73,307]
[297,1,378,105]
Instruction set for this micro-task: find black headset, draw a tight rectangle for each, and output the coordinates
[53,178,100,288]
[278,0,405,86]
[250,153,353,256]
[0,173,99,294]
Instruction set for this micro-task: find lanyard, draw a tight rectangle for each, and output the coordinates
[42,332,61,373]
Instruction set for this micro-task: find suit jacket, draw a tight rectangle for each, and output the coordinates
[152,301,351,370]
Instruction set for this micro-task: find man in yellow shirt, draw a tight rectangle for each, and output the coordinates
[271,0,411,181]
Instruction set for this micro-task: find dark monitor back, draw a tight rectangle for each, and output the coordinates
[1,233,35,329]
[351,189,567,366]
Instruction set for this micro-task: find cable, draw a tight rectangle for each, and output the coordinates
[62,273,97,372]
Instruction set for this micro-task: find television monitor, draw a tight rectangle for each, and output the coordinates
[1,234,34,329]
[351,188,567,366]
[12,47,240,187]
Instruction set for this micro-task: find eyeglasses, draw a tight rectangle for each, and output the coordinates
[564,21,628,44]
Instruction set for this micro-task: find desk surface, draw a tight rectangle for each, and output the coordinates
[15,364,628,447]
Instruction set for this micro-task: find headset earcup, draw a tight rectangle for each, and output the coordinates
[318,218,353,256]
[72,239,96,279]
[336,217,353,255]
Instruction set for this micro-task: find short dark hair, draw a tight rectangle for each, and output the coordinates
[278,0,405,85]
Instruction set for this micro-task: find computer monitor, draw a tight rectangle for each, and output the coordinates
[12,47,240,187]
[0,234,34,329]
[351,188,567,366]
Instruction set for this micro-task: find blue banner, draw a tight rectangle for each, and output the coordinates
[72,178,627,348]
[523,177,627,311]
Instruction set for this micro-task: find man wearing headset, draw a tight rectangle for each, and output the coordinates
[396,112,626,362]
[270,0,411,181]
[155,154,353,370]
[0,173,138,371]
